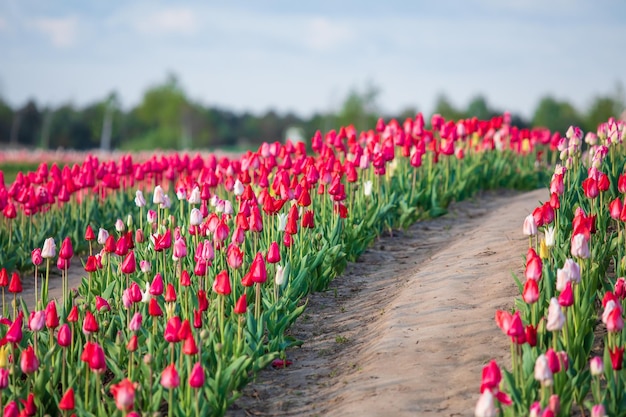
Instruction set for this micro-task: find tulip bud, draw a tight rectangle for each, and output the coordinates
[20,346,39,374]
[160,364,180,389]
[41,237,56,259]
[115,218,125,233]
[31,248,43,266]
[97,228,109,245]
[135,190,146,207]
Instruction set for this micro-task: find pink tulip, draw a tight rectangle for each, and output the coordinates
[522,279,539,304]
[160,363,180,389]
[110,378,137,411]
[189,362,205,388]
[20,345,39,374]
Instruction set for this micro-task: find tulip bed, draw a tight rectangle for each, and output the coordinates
[0,114,552,416]
[476,119,626,417]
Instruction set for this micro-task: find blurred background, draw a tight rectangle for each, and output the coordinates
[0,0,625,152]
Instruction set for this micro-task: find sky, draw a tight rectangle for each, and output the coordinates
[0,0,625,120]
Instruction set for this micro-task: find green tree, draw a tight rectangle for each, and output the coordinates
[531,96,584,134]
[432,93,463,121]
[465,95,491,120]
[128,73,190,149]
[0,97,12,143]
[585,96,619,132]
[336,82,380,131]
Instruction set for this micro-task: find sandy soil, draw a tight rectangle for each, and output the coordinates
[230,188,547,417]
[12,188,547,417]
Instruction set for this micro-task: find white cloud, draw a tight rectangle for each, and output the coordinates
[30,16,78,48]
[133,7,198,36]
[304,17,356,51]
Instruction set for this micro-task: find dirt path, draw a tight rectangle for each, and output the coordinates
[230,188,547,417]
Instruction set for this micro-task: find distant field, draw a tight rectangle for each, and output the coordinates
[0,161,41,184]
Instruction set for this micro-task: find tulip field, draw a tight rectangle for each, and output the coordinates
[477,119,626,417]
[0,113,623,416]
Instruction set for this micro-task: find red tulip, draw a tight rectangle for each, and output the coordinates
[153,230,172,251]
[266,241,281,264]
[234,295,247,315]
[164,284,177,303]
[177,319,191,340]
[549,192,560,209]
[164,317,182,343]
[197,290,208,312]
[250,252,267,284]
[479,360,502,393]
[182,334,198,355]
[59,237,74,260]
[150,273,164,296]
[2,203,16,219]
[0,268,8,287]
[120,251,135,274]
[4,312,23,343]
[334,202,348,218]
[95,296,111,312]
[57,324,71,347]
[619,173,626,193]
[82,310,99,334]
[3,401,19,417]
[45,300,59,329]
[59,388,75,410]
[507,312,525,343]
[213,270,231,296]
[598,172,610,192]
[115,236,129,257]
[606,306,624,332]
[610,197,623,220]
[582,177,599,199]
[20,345,39,374]
[194,258,207,276]
[301,210,315,229]
[85,255,99,273]
[525,324,537,347]
[85,225,95,242]
[8,272,22,293]
[610,346,624,370]
[180,270,191,287]
[126,334,138,352]
[193,309,202,329]
[285,205,299,235]
[558,281,574,308]
[546,349,561,373]
[189,362,205,388]
[87,342,107,373]
[67,305,79,322]
[297,187,311,207]
[128,282,142,303]
[20,392,36,416]
[56,257,70,271]
[160,363,180,389]
[148,298,163,317]
[104,235,117,253]
[110,378,136,412]
[616,278,626,299]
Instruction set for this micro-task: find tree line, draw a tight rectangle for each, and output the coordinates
[0,74,623,151]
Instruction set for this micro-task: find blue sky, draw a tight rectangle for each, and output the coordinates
[1,0,625,119]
